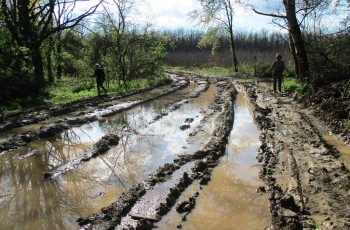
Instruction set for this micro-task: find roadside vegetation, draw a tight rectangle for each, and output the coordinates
[0,0,349,130]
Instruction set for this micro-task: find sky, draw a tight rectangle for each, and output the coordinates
[135,0,276,32]
[78,0,347,33]
[76,0,278,32]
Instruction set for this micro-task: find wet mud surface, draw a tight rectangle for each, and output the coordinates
[244,82,350,230]
[1,71,349,230]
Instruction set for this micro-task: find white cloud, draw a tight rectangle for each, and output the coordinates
[135,0,279,31]
[78,0,281,31]
[135,0,201,29]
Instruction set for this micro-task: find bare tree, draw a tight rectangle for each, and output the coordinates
[1,0,102,83]
[189,0,240,72]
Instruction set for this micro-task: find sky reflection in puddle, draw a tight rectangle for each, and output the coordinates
[0,85,216,230]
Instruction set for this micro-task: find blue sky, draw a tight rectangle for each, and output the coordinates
[76,0,277,31]
[78,0,347,32]
[136,0,275,31]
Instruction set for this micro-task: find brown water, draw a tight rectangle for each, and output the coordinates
[156,92,270,229]
[0,85,179,141]
[322,135,350,169]
[0,84,216,230]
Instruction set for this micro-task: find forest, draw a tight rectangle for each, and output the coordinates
[0,0,349,113]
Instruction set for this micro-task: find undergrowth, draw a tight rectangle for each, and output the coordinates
[2,74,169,115]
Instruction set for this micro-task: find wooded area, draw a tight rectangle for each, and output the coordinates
[0,0,349,112]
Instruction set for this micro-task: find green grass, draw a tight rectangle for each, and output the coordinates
[165,65,235,76]
[346,119,350,130]
[2,74,170,115]
[282,77,303,94]
[47,75,170,106]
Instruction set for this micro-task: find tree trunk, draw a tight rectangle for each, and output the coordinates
[56,32,62,80]
[288,33,299,78]
[229,27,238,72]
[32,45,45,84]
[47,36,54,82]
[284,0,309,81]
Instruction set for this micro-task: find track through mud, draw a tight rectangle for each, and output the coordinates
[0,71,349,230]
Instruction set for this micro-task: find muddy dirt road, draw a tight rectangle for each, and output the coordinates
[0,71,349,230]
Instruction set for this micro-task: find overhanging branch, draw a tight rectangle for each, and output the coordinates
[252,8,287,19]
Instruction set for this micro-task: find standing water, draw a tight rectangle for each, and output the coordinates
[157,90,270,229]
[0,84,216,229]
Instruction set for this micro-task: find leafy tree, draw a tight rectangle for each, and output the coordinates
[1,0,102,84]
[90,0,171,90]
[189,0,240,72]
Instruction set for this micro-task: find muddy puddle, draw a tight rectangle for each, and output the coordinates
[0,85,186,141]
[306,114,350,169]
[0,83,217,229]
[155,91,269,229]
[322,135,350,169]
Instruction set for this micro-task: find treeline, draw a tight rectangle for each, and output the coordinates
[162,29,290,67]
[0,0,349,111]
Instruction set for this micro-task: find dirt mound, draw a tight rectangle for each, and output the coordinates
[298,80,350,144]
[245,81,350,229]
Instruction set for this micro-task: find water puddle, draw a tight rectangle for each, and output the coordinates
[156,91,270,229]
[0,85,190,141]
[302,112,350,169]
[0,84,216,229]
[322,135,350,169]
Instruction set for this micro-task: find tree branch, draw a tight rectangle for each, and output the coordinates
[252,8,287,19]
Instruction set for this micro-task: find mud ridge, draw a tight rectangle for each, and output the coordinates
[77,78,237,230]
[149,76,210,124]
[0,76,189,154]
[0,77,176,132]
[244,81,350,229]
[43,134,120,179]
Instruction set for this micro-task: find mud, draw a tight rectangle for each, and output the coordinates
[0,74,189,153]
[244,82,350,229]
[77,79,237,229]
[1,71,349,230]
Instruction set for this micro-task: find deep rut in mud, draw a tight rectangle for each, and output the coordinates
[1,71,349,230]
[0,72,238,230]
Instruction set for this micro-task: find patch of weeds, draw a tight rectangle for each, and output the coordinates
[72,81,94,93]
[154,174,171,183]
[338,180,350,190]
[303,217,319,230]
[239,62,255,74]
[345,119,350,130]
[282,77,303,94]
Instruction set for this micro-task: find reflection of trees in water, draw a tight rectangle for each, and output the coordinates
[0,100,174,229]
[42,128,91,169]
[0,148,131,229]
[0,153,68,229]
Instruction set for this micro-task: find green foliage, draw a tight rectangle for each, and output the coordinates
[304,217,319,230]
[346,120,350,130]
[238,62,255,74]
[197,28,222,55]
[307,33,350,86]
[71,80,95,93]
[44,75,169,107]
[282,77,314,95]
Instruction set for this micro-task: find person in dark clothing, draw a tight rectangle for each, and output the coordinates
[91,63,107,96]
[268,54,285,93]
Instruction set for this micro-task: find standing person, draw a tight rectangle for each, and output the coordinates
[268,54,285,93]
[91,63,107,96]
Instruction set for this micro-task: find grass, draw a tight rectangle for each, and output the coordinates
[165,64,260,81]
[2,74,170,115]
[47,75,170,106]
[282,77,304,94]
[346,119,350,130]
